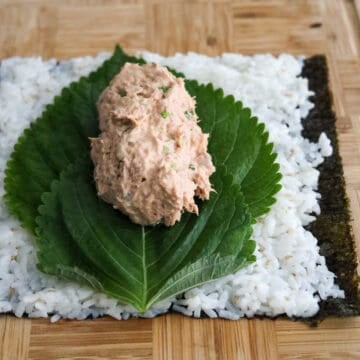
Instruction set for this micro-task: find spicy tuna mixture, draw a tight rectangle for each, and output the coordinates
[90,62,215,226]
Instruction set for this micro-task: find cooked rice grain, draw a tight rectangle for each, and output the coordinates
[0,51,344,320]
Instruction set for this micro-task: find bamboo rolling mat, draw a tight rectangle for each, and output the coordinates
[0,0,359,359]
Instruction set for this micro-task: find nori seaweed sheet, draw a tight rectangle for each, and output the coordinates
[301,56,360,323]
[6,56,358,323]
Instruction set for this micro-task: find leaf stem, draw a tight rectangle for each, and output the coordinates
[141,226,147,308]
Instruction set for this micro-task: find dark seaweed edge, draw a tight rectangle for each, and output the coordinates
[301,55,360,325]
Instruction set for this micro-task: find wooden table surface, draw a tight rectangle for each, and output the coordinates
[0,0,360,359]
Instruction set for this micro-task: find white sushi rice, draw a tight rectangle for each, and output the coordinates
[0,51,344,321]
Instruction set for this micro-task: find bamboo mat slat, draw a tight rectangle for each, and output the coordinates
[0,0,359,359]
